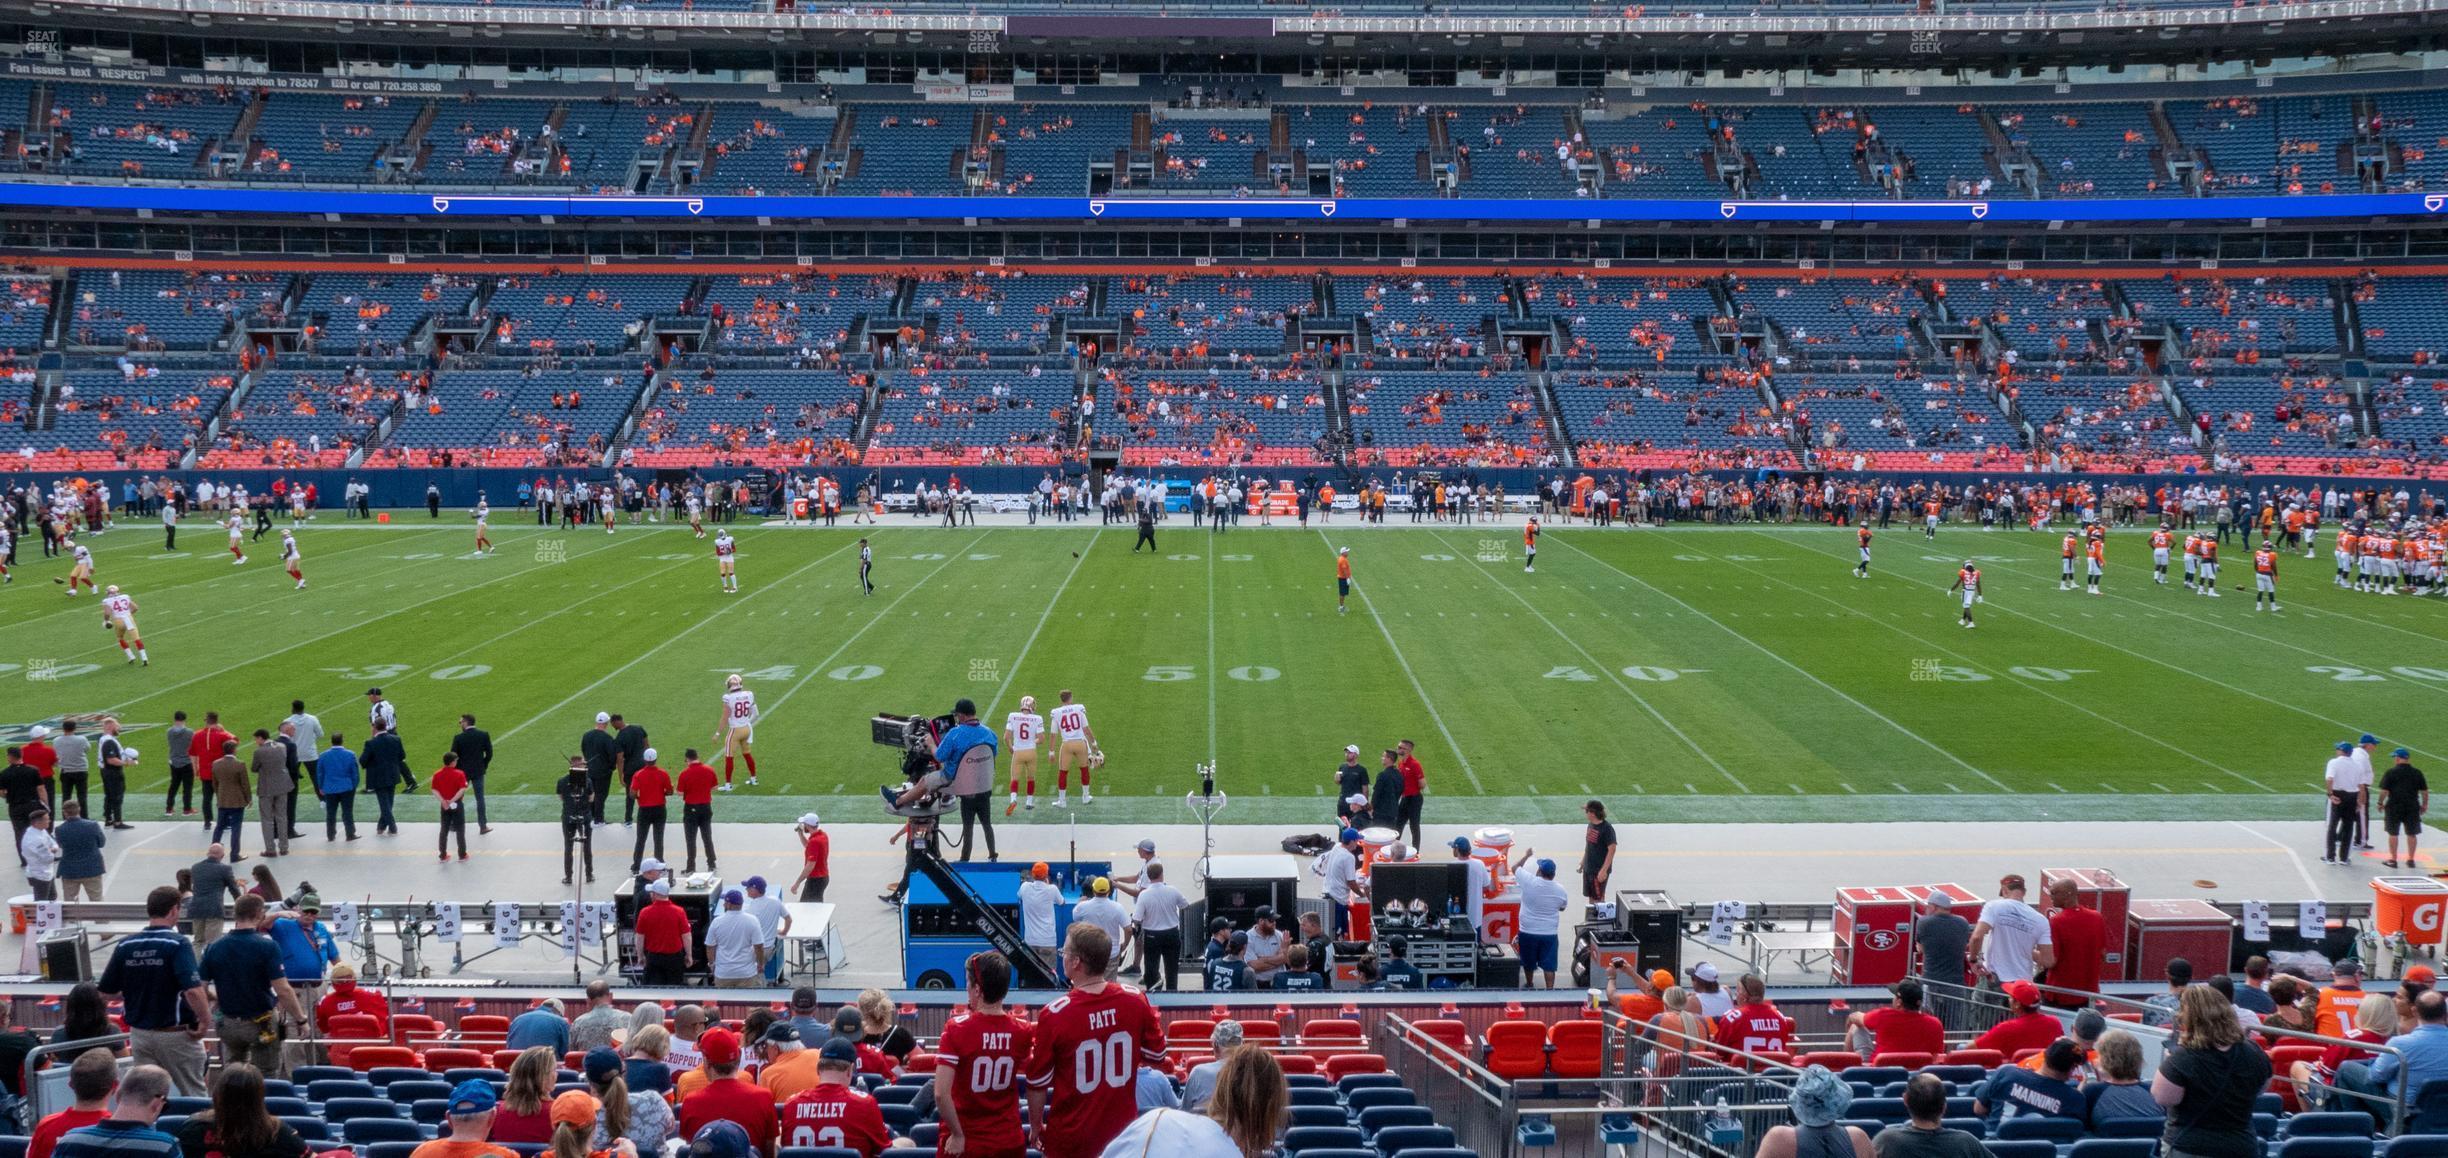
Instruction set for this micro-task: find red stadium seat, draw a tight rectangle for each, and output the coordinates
[392,1015,446,1046]
[1411,1020,1472,1060]
[905,1053,939,1073]
[2267,1045,2327,1113]
[1483,1022,1550,1080]
[1940,1049,2004,1068]
[1323,1053,1386,1081]
[1301,1019,1365,1059]
[346,1045,422,1073]
[2009,1049,2044,1065]
[1179,1054,1214,1072]
[563,1052,588,1072]
[1551,1022,1604,1078]
[457,1015,510,1043]
[1275,1055,1318,1075]
[1167,1020,1217,1050]
[491,1049,525,1070]
[1236,1021,1283,1045]
[1869,1052,1934,1070]
[2108,1012,2143,1023]
[322,1014,383,1068]
[1797,1051,1864,1072]
[423,1047,487,1071]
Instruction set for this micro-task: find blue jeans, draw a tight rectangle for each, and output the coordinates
[211,805,246,856]
[764,942,786,982]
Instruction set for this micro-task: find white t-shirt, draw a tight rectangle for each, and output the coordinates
[1073,896,1130,947]
[2349,747,2377,789]
[743,893,788,945]
[1463,858,1491,932]
[1518,875,1571,936]
[2329,755,2371,795]
[1317,845,1360,903]
[1018,879,1061,948]
[1133,883,1186,933]
[704,909,765,979]
[1977,897,2053,982]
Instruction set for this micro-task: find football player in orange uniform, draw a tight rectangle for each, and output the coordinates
[2253,540,2281,612]
[2084,532,2106,597]
[2150,525,2174,586]
[1854,523,1873,579]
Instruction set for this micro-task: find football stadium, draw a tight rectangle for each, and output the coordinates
[4,1,2448,1157]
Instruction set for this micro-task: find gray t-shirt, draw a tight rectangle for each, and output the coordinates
[1874,1125,1987,1158]
[164,725,195,771]
[285,714,324,761]
[53,734,90,775]
[1916,912,1972,984]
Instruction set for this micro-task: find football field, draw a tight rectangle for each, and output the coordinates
[4,511,2443,825]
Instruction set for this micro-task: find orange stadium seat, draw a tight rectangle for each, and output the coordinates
[1941,1049,2004,1068]
[491,1049,525,1070]
[346,1045,422,1073]
[423,1047,488,1071]
[1550,1022,1605,1078]
[1324,1053,1387,1081]
[1411,1020,1473,1059]
[1797,1051,1864,1072]
[1483,1022,1550,1080]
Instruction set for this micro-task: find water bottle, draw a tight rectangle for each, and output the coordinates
[1707,1095,1744,1150]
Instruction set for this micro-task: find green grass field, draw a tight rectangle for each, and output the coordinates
[4,511,2443,825]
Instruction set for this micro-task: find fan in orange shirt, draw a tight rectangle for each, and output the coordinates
[1335,547,1353,615]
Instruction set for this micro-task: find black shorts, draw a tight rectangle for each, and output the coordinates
[2387,812,2425,837]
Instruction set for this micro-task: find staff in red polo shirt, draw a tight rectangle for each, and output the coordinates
[629,749,672,874]
[678,749,719,875]
[22,727,57,797]
[1394,738,1425,848]
[431,753,471,862]
[677,1028,777,1158]
[635,879,693,985]
[789,812,829,902]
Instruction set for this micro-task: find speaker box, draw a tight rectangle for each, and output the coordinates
[1475,950,1522,989]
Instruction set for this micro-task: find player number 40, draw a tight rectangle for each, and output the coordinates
[2310,666,2448,683]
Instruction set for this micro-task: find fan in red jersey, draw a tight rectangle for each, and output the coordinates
[1024,924,1165,1158]
[777,1041,892,1158]
[936,951,1036,1158]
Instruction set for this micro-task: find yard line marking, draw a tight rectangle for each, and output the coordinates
[981,530,1101,721]
[496,535,864,743]
[1766,531,2448,764]
[1839,783,1858,794]
[1552,534,2003,791]
[2228,820,2324,897]
[1206,543,1218,765]
[1319,530,1483,793]
[2294,605,2448,648]
[2080,576,2448,698]
[91,530,637,717]
[764,530,996,719]
[1431,531,1740,791]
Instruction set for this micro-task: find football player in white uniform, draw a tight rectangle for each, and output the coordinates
[713,673,759,789]
[713,531,739,593]
[101,585,148,665]
[225,512,247,565]
[1050,689,1098,806]
[281,531,306,590]
[472,496,494,555]
[1004,694,1044,815]
[687,491,706,539]
[62,543,96,595]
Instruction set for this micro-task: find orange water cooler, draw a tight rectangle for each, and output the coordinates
[2373,876,2448,949]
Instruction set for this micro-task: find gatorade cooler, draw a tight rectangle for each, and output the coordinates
[2126,899,2237,981]
[1470,828,1522,946]
[2041,868,2133,980]
[2372,876,2448,949]
[792,498,810,518]
[1833,886,1920,985]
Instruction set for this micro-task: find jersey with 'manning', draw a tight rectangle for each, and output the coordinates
[1024,982,1165,1158]
[1006,713,1043,751]
[937,1010,1034,1158]
[1052,704,1089,742]
[723,689,759,728]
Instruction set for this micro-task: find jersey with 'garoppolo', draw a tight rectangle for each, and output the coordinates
[778,1084,891,1158]
[1006,713,1043,751]
[1023,982,1165,1158]
[937,1010,1035,1158]
[722,688,758,728]
[1052,705,1089,743]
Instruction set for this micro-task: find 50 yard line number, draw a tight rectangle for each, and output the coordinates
[1143,665,1279,682]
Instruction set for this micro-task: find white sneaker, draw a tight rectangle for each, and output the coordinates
[1025,797,1035,811]
[747,777,757,787]
[1082,789,1094,803]
[716,783,733,793]
[1052,795,1068,808]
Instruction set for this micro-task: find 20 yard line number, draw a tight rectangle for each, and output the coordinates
[2309,665,2448,683]
[1545,666,1709,682]
[1143,665,1279,682]
[320,663,494,682]
[717,664,883,682]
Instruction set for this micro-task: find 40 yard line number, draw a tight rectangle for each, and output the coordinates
[1143,665,1279,682]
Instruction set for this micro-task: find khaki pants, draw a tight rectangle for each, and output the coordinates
[189,917,224,951]
[60,877,104,901]
[217,1014,288,1079]
[714,975,761,989]
[131,1027,209,1097]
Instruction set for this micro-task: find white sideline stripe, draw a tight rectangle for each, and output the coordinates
[1429,530,1742,792]
[1761,530,2448,765]
[1206,545,1218,765]
[982,530,1101,721]
[1685,539,2273,793]
[1320,530,1484,793]
[762,530,997,719]
[1551,535,2006,791]
[94,531,637,717]
[0,525,439,643]
[2227,819,2324,898]
[496,535,862,743]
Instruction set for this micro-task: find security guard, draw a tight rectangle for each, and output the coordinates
[558,762,595,885]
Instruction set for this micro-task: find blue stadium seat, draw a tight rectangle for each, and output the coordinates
[367,1144,424,1158]
[152,1118,184,1139]
[2409,1079,2448,1134]
[1373,1125,1457,1156]
[1850,1067,1911,1089]
[1397,1150,1479,1158]
[279,1117,332,1142]
[1996,1119,2085,1144]
[1344,1088,1417,1115]
[2288,1113,2380,1137]
[1289,1150,1374,1158]
[1925,1067,1988,1085]
[1853,1099,1911,1123]
[874,1085,921,1105]
[261,1081,296,1100]
[881,1103,920,1133]
[1284,1127,1369,1154]
[2256,1114,2281,1140]
[412,1099,450,1126]
[552,1082,588,1096]
[908,1124,940,1146]
[166,1097,213,1116]
[322,1096,402,1122]
[292,1066,355,1085]
[1359,1107,1437,1136]
[1944,1098,1978,1120]
[2277,1141,2377,1158]
[307,1079,379,1103]
[390,1080,454,1104]
[344,1119,428,1145]
[1288,1075,1334,1090]
[2067,1139,2157,1158]
[443,1069,509,1086]
[2257,1094,2288,1116]
[2383,1138,2448,1158]
[786,1148,864,1158]
[1981,1143,2058,1158]
[2091,1118,2163,1139]
[1292,1088,1344,1107]
[1339,1075,1407,1096]
[369,1067,432,1088]
[1292,1107,1352,1129]
[264,1098,311,1118]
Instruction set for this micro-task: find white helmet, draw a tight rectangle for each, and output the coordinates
[105,585,119,595]
[725,673,744,690]
[1020,695,1035,711]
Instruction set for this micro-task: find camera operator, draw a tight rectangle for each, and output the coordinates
[884,699,1000,862]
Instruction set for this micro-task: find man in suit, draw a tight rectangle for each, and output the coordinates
[248,730,291,858]
[611,713,648,827]
[360,729,410,836]
[449,715,494,835]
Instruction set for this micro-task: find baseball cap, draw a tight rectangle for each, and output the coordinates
[2339,741,2356,753]
[583,1047,623,1083]
[1344,793,1369,808]
[1091,877,1111,895]
[2072,1009,2110,1041]
[2335,958,2366,978]
[797,812,823,828]
[550,1090,601,1131]
[2005,980,2042,1008]
[2409,964,2437,986]
[1689,962,1720,982]
[1031,862,1050,880]
[2397,748,2414,759]
[643,748,658,764]
[447,1079,499,1116]
[648,881,672,896]
[1450,836,1472,853]
[595,712,611,724]
[722,889,745,907]
[689,1121,754,1158]
[743,876,768,891]
[1209,917,1233,934]
[1340,827,1362,843]
[2363,734,2380,745]
[791,986,821,1011]
[760,1022,800,1045]
[1345,744,1360,755]
[1136,839,1157,854]
[1254,905,1276,922]
[818,1039,860,1068]
[1535,857,1557,877]
[1999,873,2026,891]
[296,893,322,912]
[1338,547,1349,555]
[641,857,667,874]
[1228,930,1250,951]
[833,1007,863,1035]
[698,1027,742,1065]
[1650,969,1675,990]
[26,726,45,740]
[366,687,383,696]
[1924,892,1955,908]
